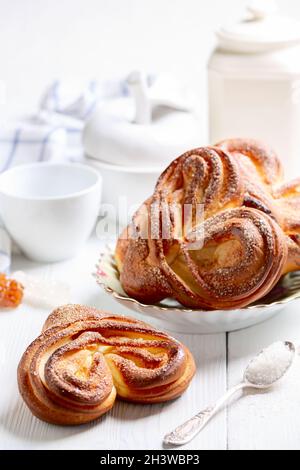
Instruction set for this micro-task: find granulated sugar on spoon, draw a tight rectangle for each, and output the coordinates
[164,341,296,447]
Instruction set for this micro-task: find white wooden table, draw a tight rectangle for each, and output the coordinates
[1,235,300,450]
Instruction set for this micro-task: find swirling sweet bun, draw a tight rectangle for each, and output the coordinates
[116,139,300,310]
[18,304,195,425]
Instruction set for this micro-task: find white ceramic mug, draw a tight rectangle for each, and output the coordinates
[0,162,102,262]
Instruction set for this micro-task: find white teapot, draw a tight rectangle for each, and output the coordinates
[208,0,300,175]
[83,71,200,170]
[83,71,201,216]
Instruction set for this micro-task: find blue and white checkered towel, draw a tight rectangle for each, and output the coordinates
[0,78,130,173]
[0,78,129,271]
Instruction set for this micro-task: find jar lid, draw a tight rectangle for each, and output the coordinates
[217,0,300,53]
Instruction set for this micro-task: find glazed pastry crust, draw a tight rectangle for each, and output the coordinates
[18,304,195,425]
[116,139,300,310]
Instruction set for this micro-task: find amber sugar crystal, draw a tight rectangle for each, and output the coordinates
[0,273,24,308]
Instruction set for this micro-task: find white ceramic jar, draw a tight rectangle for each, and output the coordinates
[208,0,300,176]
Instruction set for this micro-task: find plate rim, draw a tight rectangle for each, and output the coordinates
[94,247,300,314]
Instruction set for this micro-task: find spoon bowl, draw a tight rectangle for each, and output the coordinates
[244,341,295,389]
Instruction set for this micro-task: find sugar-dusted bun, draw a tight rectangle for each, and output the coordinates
[18,304,195,425]
[116,139,300,309]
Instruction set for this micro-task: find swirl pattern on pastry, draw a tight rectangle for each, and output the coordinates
[18,305,195,425]
[217,138,283,186]
[116,139,299,310]
[152,208,286,309]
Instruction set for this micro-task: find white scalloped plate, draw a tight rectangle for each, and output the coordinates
[94,247,300,334]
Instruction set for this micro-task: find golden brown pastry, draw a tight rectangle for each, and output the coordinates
[18,304,195,425]
[116,139,300,310]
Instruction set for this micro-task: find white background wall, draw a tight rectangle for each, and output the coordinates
[1,0,300,117]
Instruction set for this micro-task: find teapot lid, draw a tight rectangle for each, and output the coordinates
[217,0,300,53]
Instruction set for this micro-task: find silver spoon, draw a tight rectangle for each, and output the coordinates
[163,341,295,447]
